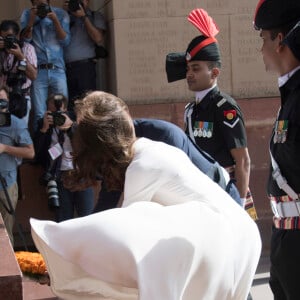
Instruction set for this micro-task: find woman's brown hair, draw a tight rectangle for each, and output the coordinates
[72,91,136,191]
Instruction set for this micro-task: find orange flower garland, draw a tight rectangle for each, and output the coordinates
[15,251,47,275]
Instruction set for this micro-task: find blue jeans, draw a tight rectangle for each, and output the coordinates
[56,180,94,222]
[31,68,68,130]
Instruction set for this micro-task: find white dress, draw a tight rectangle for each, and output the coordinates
[31,138,261,300]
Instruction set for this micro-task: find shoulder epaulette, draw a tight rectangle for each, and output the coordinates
[216,98,227,107]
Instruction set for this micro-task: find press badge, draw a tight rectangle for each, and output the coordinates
[48,143,63,160]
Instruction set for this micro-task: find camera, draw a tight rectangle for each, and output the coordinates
[48,95,66,126]
[39,167,60,209]
[6,71,28,118]
[6,71,26,89]
[0,99,8,110]
[47,179,60,208]
[0,112,11,127]
[48,111,66,127]
[68,0,83,12]
[40,171,53,186]
[36,3,52,18]
[3,35,19,49]
[0,99,11,127]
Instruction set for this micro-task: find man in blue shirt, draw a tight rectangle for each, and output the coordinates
[63,0,106,111]
[0,85,34,245]
[20,0,70,130]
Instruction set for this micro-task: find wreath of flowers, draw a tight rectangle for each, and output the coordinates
[15,251,47,275]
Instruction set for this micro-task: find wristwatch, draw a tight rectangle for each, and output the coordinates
[18,58,27,71]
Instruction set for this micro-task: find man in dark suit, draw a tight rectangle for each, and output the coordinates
[94,118,241,212]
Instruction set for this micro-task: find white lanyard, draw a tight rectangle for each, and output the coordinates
[185,103,196,143]
[270,111,298,199]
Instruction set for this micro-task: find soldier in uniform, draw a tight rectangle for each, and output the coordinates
[166,8,257,220]
[254,0,300,298]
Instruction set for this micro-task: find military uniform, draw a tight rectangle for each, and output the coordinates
[185,87,257,220]
[267,68,300,299]
[165,8,258,220]
[268,69,300,220]
[185,87,246,167]
[254,0,300,298]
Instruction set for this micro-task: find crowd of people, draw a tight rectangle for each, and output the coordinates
[0,0,106,244]
[0,0,299,299]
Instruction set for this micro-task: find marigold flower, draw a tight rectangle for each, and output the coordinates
[15,251,47,275]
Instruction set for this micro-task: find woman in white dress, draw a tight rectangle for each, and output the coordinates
[31,91,261,300]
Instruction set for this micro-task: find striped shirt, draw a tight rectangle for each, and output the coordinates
[0,42,37,90]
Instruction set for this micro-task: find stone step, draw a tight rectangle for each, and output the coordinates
[22,276,57,300]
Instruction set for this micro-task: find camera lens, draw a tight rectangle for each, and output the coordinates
[0,99,8,109]
[4,35,18,49]
[53,112,66,127]
[37,4,51,18]
[68,0,81,12]
[47,180,60,208]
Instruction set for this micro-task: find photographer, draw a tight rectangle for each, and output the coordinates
[0,20,37,125]
[0,85,34,245]
[63,0,106,111]
[34,93,94,222]
[20,0,70,131]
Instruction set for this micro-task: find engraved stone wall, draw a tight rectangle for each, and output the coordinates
[105,0,278,103]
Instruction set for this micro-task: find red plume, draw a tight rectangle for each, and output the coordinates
[188,9,219,37]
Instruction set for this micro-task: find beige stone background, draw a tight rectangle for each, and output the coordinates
[2,0,278,104]
[104,0,279,103]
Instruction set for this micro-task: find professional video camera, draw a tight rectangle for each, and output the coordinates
[3,35,19,50]
[68,0,83,12]
[47,95,66,127]
[0,99,11,127]
[36,3,52,18]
